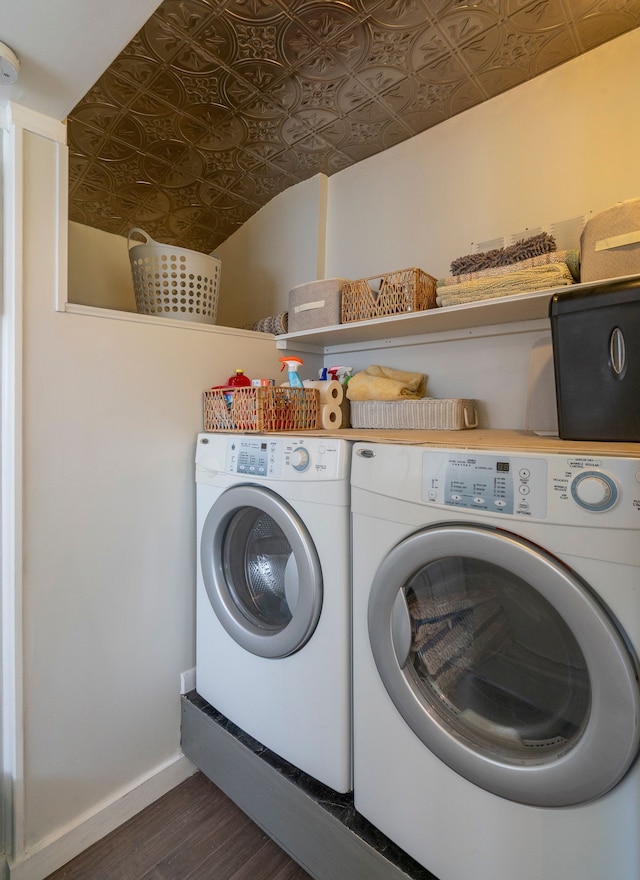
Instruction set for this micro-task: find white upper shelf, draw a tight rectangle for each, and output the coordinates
[275,277,636,352]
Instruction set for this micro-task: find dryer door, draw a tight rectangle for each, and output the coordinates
[368,523,640,807]
[201,484,322,659]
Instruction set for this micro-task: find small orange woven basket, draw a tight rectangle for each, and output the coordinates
[203,387,320,432]
[341,267,438,324]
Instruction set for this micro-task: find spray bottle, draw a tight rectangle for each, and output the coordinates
[279,356,305,388]
[327,365,353,387]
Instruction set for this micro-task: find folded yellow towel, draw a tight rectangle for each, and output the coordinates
[347,364,426,401]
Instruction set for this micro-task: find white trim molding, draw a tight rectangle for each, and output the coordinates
[1,111,26,867]
[7,755,196,880]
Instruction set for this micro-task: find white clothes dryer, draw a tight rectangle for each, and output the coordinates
[196,432,352,793]
[351,441,640,880]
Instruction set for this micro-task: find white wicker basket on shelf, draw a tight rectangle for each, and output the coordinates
[349,398,478,430]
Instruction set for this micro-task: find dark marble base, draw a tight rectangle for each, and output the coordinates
[182,691,438,880]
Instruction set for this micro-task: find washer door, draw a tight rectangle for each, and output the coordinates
[201,484,322,659]
[368,523,640,807]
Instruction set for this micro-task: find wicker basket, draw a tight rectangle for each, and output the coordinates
[128,228,221,324]
[204,387,320,432]
[350,399,478,430]
[341,267,437,324]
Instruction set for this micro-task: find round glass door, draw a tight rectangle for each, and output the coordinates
[368,523,640,807]
[201,484,322,658]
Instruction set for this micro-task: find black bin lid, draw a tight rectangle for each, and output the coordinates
[550,277,640,316]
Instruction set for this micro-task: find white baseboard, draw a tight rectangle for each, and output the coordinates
[8,752,196,880]
[180,666,196,694]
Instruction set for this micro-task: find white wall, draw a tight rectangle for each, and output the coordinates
[215,174,328,328]
[8,121,278,878]
[217,29,640,430]
[67,222,136,312]
[325,28,640,281]
[216,28,640,311]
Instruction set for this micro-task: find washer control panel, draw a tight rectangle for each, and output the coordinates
[419,449,640,522]
[224,435,345,480]
[422,452,548,517]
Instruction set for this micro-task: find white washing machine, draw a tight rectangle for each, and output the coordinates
[351,441,640,880]
[196,432,352,793]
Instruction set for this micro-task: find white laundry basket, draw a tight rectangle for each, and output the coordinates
[128,228,221,324]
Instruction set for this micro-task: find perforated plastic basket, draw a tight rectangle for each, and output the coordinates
[128,228,221,324]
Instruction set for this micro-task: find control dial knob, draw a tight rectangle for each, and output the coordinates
[290,447,311,472]
[570,471,618,511]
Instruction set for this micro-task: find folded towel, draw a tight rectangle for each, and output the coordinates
[436,262,575,308]
[409,590,510,691]
[243,312,289,335]
[346,364,426,401]
[438,249,580,287]
[450,231,556,276]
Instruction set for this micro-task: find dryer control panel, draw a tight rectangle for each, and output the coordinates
[422,452,548,518]
[225,435,347,480]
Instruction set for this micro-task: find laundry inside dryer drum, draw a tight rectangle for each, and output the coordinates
[404,555,590,762]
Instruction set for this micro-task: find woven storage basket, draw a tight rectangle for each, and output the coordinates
[204,387,320,433]
[341,267,437,324]
[350,399,478,430]
[128,228,221,324]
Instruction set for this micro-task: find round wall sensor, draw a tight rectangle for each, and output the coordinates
[0,41,20,85]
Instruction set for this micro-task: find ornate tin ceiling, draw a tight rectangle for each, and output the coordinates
[67,0,640,254]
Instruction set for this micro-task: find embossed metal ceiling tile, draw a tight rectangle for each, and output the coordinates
[433,4,502,50]
[370,72,418,116]
[140,9,239,72]
[68,112,148,163]
[426,0,511,16]
[369,0,434,28]
[330,73,373,112]
[154,0,221,32]
[441,74,486,116]
[526,28,582,76]
[125,69,190,117]
[67,118,108,162]
[116,184,175,221]
[68,166,118,203]
[470,63,530,99]
[507,0,571,33]
[178,102,249,151]
[279,5,369,77]
[199,174,258,205]
[469,19,571,78]
[99,53,162,93]
[225,0,291,23]
[448,25,503,74]
[280,105,343,143]
[166,203,220,237]
[574,13,640,51]
[335,88,398,123]
[562,0,633,19]
[221,61,289,112]
[409,23,469,78]
[140,140,208,188]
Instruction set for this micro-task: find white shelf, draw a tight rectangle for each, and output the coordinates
[275,278,634,353]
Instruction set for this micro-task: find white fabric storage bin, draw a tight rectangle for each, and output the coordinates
[580,198,640,282]
[288,278,349,331]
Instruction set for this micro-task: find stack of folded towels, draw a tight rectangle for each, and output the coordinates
[437,232,580,308]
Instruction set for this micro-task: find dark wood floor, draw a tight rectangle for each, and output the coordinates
[45,772,313,880]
